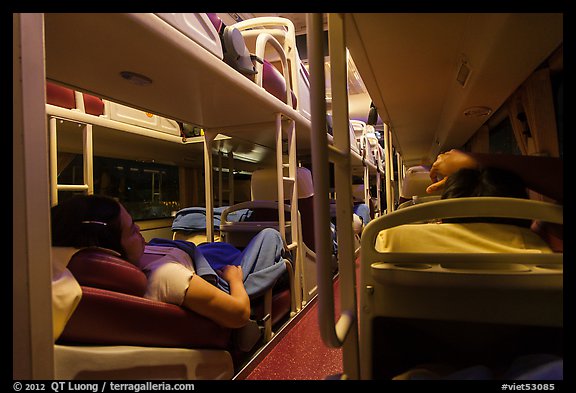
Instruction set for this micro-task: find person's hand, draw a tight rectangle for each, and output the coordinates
[426,149,478,194]
[217,265,244,284]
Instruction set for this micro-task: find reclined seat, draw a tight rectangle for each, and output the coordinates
[231,166,338,305]
[215,201,296,339]
[55,247,264,379]
[169,204,294,344]
[206,13,298,109]
[398,165,441,208]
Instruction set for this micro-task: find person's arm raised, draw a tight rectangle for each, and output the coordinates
[426,150,563,202]
[426,149,478,194]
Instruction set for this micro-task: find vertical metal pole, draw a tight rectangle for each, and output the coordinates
[218,150,223,207]
[203,131,217,242]
[275,113,286,244]
[328,13,360,380]
[286,118,299,250]
[376,169,381,217]
[308,11,335,342]
[83,124,94,195]
[228,152,234,206]
[49,117,58,206]
[364,163,370,206]
[396,151,403,200]
[286,118,302,310]
[383,123,394,213]
[308,12,359,379]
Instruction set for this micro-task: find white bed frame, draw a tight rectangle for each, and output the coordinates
[359,197,562,379]
[308,13,563,380]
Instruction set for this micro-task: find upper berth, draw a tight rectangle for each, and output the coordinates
[43,13,313,152]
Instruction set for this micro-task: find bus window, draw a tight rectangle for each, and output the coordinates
[57,154,181,220]
[489,117,522,156]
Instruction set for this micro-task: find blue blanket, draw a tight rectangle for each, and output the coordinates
[353,203,371,225]
[171,206,252,231]
[149,228,286,298]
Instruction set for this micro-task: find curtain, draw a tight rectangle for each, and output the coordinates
[508,68,560,202]
[508,68,560,158]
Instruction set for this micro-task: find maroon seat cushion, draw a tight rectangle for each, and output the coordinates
[59,286,231,349]
[298,196,316,252]
[262,60,297,109]
[46,81,76,109]
[82,93,104,116]
[68,248,147,297]
[46,81,104,116]
[61,248,232,349]
[204,13,297,110]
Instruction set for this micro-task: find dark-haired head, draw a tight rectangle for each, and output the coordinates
[441,167,531,227]
[51,194,124,253]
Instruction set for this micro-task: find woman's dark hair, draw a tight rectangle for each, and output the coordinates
[51,194,124,253]
[441,167,530,227]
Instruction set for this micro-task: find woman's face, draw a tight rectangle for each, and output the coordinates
[119,204,145,264]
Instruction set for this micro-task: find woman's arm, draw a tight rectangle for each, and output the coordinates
[182,265,250,329]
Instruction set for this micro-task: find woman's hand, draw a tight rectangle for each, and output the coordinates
[217,265,243,284]
[426,149,478,194]
[184,265,250,329]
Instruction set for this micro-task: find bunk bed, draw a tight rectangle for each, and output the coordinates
[43,12,312,379]
[359,197,563,379]
[350,119,383,215]
[42,13,386,379]
[308,13,564,380]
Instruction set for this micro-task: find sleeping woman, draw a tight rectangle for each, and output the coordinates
[51,194,287,329]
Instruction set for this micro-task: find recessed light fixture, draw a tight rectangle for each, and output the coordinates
[463,106,492,118]
[120,71,153,86]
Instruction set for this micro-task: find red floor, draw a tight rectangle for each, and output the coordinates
[244,279,343,380]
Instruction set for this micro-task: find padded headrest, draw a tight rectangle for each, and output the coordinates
[251,167,313,201]
[46,81,104,116]
[67,248,147,297]
[295,167,313,198]
[352,184,365,201]
[46,81,76,109]
[365,124,379,146]
[262,60,297,109]
[400,166,439,199]
[82,93,104,116]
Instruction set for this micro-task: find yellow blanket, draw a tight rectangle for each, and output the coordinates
[376,223,552,254]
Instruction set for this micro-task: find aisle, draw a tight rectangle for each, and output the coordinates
[244,279,343,380]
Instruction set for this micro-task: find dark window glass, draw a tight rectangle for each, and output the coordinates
[489,117,521,155]
[57,155,180,220]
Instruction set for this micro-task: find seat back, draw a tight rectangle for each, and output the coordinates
[399,165,440,204]
[46,81,104,116]
[250,167,315,250]
[206,13,297,109]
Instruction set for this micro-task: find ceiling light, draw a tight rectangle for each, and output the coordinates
[120,71,153,86]
[463,106,492,118]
